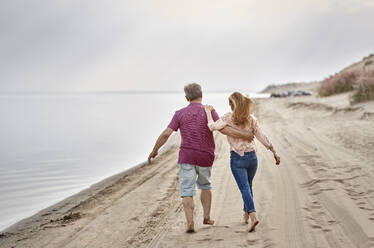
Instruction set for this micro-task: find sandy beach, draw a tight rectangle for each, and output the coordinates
[1,86,374,248]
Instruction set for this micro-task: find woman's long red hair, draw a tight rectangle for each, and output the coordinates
[229,92,255,127]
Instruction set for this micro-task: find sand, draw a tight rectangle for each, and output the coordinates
[1,91,374,248]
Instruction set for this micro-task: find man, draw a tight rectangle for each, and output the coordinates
[148,83,253,233]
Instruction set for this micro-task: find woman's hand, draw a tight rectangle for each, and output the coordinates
[273,153,280,165]
[269,146,280,165]
[205,105,214,124]
[205,105,214,112]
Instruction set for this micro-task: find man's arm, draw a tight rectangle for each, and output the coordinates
[204,105,254,142]
[219,126,254,141]
[148,127,173,164]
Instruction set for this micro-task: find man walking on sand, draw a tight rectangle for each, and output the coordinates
[148,83,253,233]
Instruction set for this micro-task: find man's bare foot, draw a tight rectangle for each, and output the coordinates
[243,212,249,224]
[248,220,259,232]
[186,221,195,233]
[203,218,215,225]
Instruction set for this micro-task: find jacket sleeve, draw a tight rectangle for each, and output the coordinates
[207,112,231,131]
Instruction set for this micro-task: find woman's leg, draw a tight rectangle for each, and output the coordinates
[230,153,255,213]
[247,153,258,211]
[246,153,259,232]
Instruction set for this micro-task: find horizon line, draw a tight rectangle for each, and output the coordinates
[0,90,270,95]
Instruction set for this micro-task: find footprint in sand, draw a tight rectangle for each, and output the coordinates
[263,238,276,248]
[310,224,322,229]
[305,216,315,221]
[344,167,361,173]
[328,220,337,225]
[197,238,211,242]
[246,239,259,245]
[311,204,322,210]
[359,206,374,211]
[302,207,311,212]
[130,216,140,222]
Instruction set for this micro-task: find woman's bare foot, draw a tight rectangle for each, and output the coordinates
[248,212,259,232]
[186,221,195,233]
[203,218,215,225]
[248,219,259,232]
[243,212,249,224]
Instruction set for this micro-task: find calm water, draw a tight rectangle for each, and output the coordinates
[0,92,268,231]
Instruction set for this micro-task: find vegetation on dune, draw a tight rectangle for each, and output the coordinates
[318,70,374,104]
[351,70,374,103]
[318,71,359,97]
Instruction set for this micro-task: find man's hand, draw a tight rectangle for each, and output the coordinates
[245,131,254,142]
[148,150,158,164]
[148,128,173,165]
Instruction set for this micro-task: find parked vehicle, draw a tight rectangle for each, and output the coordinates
[270,90,313,98]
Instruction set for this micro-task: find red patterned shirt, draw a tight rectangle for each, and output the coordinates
[168,102,219,167]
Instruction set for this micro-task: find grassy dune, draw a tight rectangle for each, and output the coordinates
[318,53,374,104]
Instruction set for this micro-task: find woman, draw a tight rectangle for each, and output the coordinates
[205,92,280,232]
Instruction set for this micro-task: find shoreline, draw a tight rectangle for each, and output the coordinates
[0,133,180,235]
[1,161,150,235]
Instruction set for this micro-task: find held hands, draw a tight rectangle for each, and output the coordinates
[148,150,158,164]
[205,105,214,112]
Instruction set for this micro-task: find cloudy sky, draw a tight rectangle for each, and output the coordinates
[1,0,373,92]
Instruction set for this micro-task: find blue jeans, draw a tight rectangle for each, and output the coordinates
[230,151,258,213]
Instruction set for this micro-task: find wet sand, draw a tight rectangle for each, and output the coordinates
[1,92,374,248]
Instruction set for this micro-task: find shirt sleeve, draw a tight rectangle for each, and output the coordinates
[167,111,179,131]
[211,109,220,122]
[252,115,273,150]
[207,112,230,131]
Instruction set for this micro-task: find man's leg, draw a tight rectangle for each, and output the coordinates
[201,189,214,224]
[179,164,197,232]
[182,196,195,232]
[196,166,214,225]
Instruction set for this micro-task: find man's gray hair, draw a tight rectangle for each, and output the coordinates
[184,83,202,101]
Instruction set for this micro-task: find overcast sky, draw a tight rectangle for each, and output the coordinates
[0,0,373,92]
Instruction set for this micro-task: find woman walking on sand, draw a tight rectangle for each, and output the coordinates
[205,92,280,232]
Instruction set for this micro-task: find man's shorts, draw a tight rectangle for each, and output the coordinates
[179,163,212,197]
